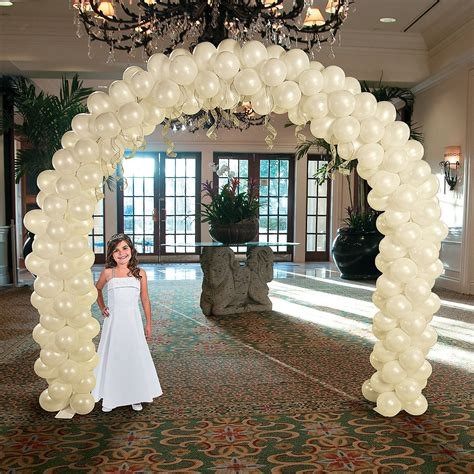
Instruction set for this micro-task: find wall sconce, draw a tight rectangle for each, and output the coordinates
[439,146,461,191]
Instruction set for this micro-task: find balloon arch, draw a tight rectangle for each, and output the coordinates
[24,39,447,418]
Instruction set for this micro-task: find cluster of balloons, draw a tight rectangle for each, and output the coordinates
[24,38,445,416]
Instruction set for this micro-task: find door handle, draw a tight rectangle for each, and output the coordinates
[153,208,158,222]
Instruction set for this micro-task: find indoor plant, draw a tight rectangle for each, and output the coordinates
[201,163,261,244]
[296,82,422,279]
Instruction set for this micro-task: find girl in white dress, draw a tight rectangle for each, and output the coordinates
[92,233,162,412]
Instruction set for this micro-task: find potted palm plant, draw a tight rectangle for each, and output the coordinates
[201,163,261,244]
[296,81,422,279]
[0,75,94,258]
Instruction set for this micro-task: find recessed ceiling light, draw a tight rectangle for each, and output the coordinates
[380,17,397,23]
[0,1,13,6]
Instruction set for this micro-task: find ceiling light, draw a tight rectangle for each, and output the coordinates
[379,17,397,23]
[0,1,13,6]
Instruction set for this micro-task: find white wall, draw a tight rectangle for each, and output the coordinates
[413,64,474,293]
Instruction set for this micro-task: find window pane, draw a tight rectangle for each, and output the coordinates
[145,218,154,234]
[175,178,186,195]
[134,217,144,233]
[308,198,316,215]
[307,234,316,252]
[176,159,186,177]
[124,197,134,216]
[279,179,288,196]
[308,180,317,197]
[269,198,279,215]
[176,216,186,234]
[279,197,288,214]
[166,198,175,215]
[269,160,279,177]
[307,216,316,232]
[144,197,154,216]
[260,160,269,177]
[186,158,195,177]
[317,235,326,251]
[176,197,185,215]
[279,217,287,232]
[134,197,144,215]
[165,159,175,177]
[186,178,195,196]
[280,160,289,176]
[166,217,175,233]
[166,178,175,196]
[124,216,133,233]
[144,178,154,196]
[317,216,327,232]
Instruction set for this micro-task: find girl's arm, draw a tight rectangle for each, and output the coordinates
[96,269,111,317]
[139,269,152,340]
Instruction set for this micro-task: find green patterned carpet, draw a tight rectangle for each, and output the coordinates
[0,275,473,472]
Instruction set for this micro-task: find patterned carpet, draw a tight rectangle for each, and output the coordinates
[0,275,473,473]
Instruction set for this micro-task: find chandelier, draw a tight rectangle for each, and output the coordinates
[72,1,353,58]
[167,103,266,134]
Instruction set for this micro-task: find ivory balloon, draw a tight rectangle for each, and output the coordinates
[281,49,309,81]
[40,344,68,367]
[328,90,355,117]
[233,68,262,96]
[55,175,82,199]
[394,222,422,249]
[400,312,427,336]
[379,236,407,260]
[370,170,400,196]
[359,117,385,143]
[409,241,439,266]
[381,360,407,384]
[76,163,103,189]
[266,44,285,58]
[376,274,403,298]
[147,53,170,79]
[33,236,60,259]
[411,201,442,226]
[40,313,66,332]
[152,80,181,108]
[37,170,58,194]
[375,101,397,125]
[417,175,440,199]
[301,93,328,119]
[381,121,410,148]
[373,311,398,332]
[251,89,274,116]
[272,81,301,110]
[31,292,53,313]
[321,65,345,92]
[370,353,384,370]
[129,69,155,98]
[71,113,93,138]
[39,389,68,412]
[65,272,94,297]
[32,323,55,347]
[109,80,136,107]
[309,117,334,141]
[332,117,361,143]
[94,112,121,138]
[213,51,241,80]
[34,358,59,379]
[70,341,96,362]
[405,140,424,161]
[82,353,100,371]
[25,253,49,276]
[67,309,93,329]
[78,318,101,340]
[399,347,425,372]
[87,91,115,115]
[53,292,80,318]
[404,279,431,304]
[352,92,377,119]
[61,131,80,149]
[48,381,73,401]
[34,276,63,299]
[298,69,323,95]
[367,190,390,211]
[66,216,95,236]
[370,371,394,393]
[375,392,402,417]
[384,328,412,352]
[381,148,408,173]
[388,258,418,283]
[24,209,50,235]
[73,373,96,393]
[384,209,410,227]
[46,219,71,242]
[260,58,287,87]
[240,40,268,68]
[344,77,361,95]
[361,379,378,402]
[385,294,412,319]
[195,71,221,99]
[192,42,217,71]
[52,149,79,175]
[70,393,95,415]
[389,184,418,210]
[403,395,428,415]
[74,249,96,272]
[413,292,441,315]
[372,341,397,363]
[58,359,84,383]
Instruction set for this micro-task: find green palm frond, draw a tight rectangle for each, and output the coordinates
[0,74,94,182]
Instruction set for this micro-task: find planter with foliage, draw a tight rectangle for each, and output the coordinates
[296,81,422,280]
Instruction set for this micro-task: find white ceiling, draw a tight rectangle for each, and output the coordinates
[0,0,472,92]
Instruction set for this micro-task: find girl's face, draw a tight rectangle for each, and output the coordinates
[112,240,132,266]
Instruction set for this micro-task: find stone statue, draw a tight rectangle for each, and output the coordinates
[200,246,274,316]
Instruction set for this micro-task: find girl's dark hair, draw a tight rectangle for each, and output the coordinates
[105,233,141,280]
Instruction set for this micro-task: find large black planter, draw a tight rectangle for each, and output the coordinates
[332,227,383,280]
[209,218,259,245]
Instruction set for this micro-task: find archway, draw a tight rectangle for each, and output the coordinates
[24,39,446,417]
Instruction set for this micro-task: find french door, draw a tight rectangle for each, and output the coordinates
[117,152,201,257]
[305,154,331,261]
[214,152,295,253]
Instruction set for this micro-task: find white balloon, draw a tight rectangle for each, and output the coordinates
[129,69,155,98]
[355,143,384,169]
[381,121,410,148]
[389,257,418,283]
[123,66,142,84]
[405,140,424,161]
[352,92,377,119]
[385,294,412,319]
[195,71,221,99]
[417,175,440,199]
[381,360,407,384]
[71,113,93,138]
[192,42,217,71]
[87,91,115,114]
[260,58,287,87]
[251,89,274,116]
[117,102,145,129]
[55,175,82,199]
[37,170,58,194]
[375,101,397,125]
[147,53,170,80]
[394,222,422,248]
[169,55,198,85]
[370,371,394,392]
[52,149,80,175]
[321,65,345,93]
[233,68,262,96]
[362,379,379,402]
[409,241,439,266]
[310,117,334,140]
[94,112,121,138]
[384,328,411,352]
[403,394,428,415]
[389,184,418,210]
[213,51,241,80]
[46,219,71,242]
[359,117,385,143]
[61,235,90,258]
[151,79,181,108]
[218,38,241,55]
[375,391,402,417]
[33,236,60,259]
[379,235,407,260]
[266,44,285,58]
[411,200,441,226]
[61,131,80,149]
[344,77,361,95]
[301,93,328,119]
[332,117,360,143]
[108,81,136,107]
[281,49,309,81]
[421,222,448,243]
[381,148,408,173]
[327,90,355,117]
[24,209,50,235]
[399,347,425,372]
[298,69,324,95]
[400,311,427,335]
[376,274,403,298]
[240,40,268,68]
[76,163,103,189]
[43,195,67,219]
[272,81,301,110]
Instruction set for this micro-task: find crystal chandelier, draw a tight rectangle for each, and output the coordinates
[72,1,354,58]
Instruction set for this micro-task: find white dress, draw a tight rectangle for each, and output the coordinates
[92,274,162,409]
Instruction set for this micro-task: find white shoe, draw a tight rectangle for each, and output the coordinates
[102,406,113,412]
[132,403,143,411]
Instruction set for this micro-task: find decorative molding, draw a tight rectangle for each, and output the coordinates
[411,50,474,94]
[429,19,474,58]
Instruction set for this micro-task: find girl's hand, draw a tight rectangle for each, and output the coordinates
[145,323,152,340]
[101,306,110,317]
